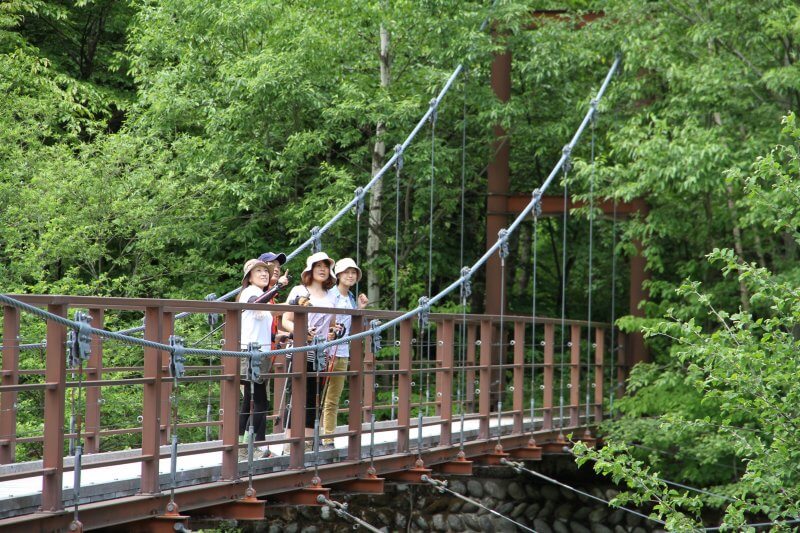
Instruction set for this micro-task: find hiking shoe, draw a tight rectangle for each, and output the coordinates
[238,447,249,461]
[320,442,335,451]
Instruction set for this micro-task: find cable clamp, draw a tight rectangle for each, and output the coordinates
[370,319,382,353]
[498,228,510,260]
[245,341,262,382]
[354,187,365,218]
[310,226,322,253]
[500,457,524,473]
[67,311,92,367]
[205,293,220,327]
[420,474,447,493]
[394,144,404,172]
[429,98,439,124]
[312,336,326,372]
[460,267,472,305]
[169,335,187,381]
[532,188,543,218]
[562,145,572,174]
[418,296,431,330]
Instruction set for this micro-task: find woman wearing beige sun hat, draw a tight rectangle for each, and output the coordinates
[319,258,369,450]
[236,258,275,460]
[281,251,338,450]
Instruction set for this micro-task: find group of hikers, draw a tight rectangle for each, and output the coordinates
[236,250,369,459]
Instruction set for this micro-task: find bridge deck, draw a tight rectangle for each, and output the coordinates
[0,414,560,519]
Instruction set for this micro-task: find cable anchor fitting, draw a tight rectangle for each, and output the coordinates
[310,226,322,253]
[418,296,431,330]
[394,144,404,173]
[562,145,573,174]
[429,98,439,125]
[312,336,326,372]
[532,188,543,218]
[205,293,220,327]
[369,319,382,353]
[168,335,187,381]
[67,311,92,367]
[354,187,365,219]
[421,474,447,493]
[245,341,262,382]
[498,228,510,261]
[460,267,472,305]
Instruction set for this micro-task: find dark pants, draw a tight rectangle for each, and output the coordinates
[284,360,324,430]
[239,380,269,441]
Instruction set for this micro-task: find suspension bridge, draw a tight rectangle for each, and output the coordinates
[0,10,656,531]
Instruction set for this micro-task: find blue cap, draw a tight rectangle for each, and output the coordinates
[258,251,287,265]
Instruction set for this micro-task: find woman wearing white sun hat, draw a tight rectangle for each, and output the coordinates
[319,257,369,449]
[282,251,338,449]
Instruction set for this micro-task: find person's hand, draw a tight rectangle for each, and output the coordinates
[357,293,369,309]
[278,269,290,286]
[307,326,318,343]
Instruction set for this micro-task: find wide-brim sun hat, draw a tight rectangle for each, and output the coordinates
[301,251,337,284]
[242,258,270,283]
[334,257,362,282]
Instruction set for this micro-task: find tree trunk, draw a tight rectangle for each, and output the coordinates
[366,21,391,306]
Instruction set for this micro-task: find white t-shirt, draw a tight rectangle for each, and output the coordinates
[328,287,356,358]
[287,285,336,350]
[240,285,272,351]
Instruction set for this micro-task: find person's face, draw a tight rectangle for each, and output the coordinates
[312,261,330,284]
[248,265,270,289]
[338,267,359,288]
[265,261,279,279]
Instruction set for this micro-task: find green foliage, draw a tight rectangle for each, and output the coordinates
[577,116,800,529]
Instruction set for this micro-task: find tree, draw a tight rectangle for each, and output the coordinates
[573,115,800,530]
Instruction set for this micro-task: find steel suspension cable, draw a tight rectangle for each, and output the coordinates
[243,54,622,362]
[503,459,666,527]
[609,198,618,416]
[558,161,569,433]
[529,199,540,435]
[457,71,469,448]
[1,55,622,386]
[317,494,383,533]
[585,109,597,427]
[496,231,509,442]
[422,475,537,533]
[391,145,403,421]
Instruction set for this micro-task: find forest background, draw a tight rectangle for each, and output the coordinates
[2,0,800,529]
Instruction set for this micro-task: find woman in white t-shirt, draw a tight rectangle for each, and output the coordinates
[320,258,369,449]
[237,258,274,459]
[281,251,338,449]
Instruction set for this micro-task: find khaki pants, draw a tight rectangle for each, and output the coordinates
[320,356,348,444]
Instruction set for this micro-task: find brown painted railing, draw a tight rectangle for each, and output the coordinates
[0,294,629,516]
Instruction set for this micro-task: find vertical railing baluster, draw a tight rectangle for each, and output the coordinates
[478,319,492,440]
[570,325,581,427]
[594,326,605,424]
[347,313,363,461]
[0,306,20,464]
[84,308,103,454]
[41,303,67,511]
[542,323,554,431]
[140,306,164,495]
[220,308,241,481]
[397,318,412,453]
[160,312,174,444]
[438,319,454,446]
[512,321,524,434]
[289,311,308,469]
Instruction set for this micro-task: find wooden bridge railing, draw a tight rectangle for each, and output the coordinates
[0,294,629,515]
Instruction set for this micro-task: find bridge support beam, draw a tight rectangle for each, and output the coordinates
[485,45,512,316]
